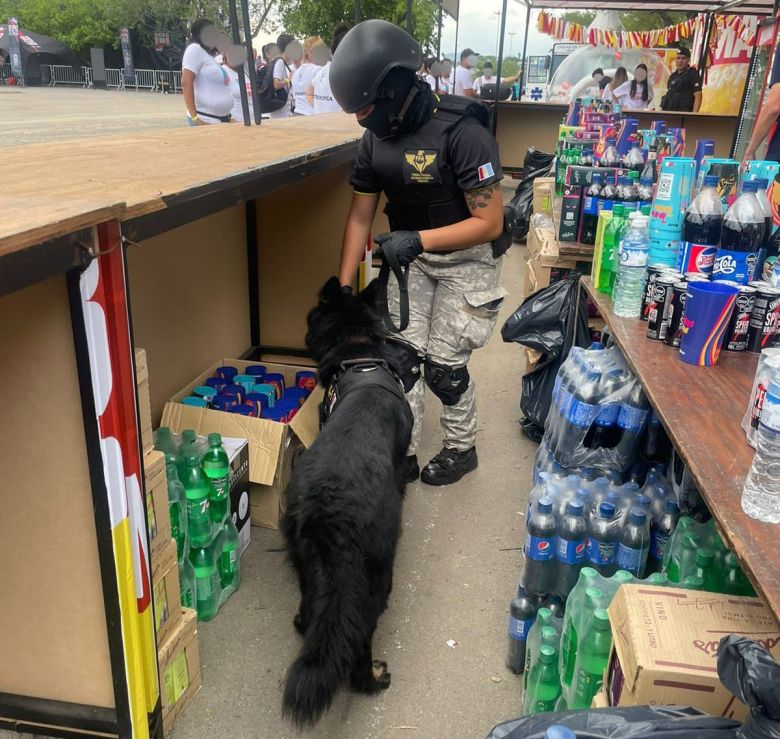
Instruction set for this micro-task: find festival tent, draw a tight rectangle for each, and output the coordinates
[0,24,82,84]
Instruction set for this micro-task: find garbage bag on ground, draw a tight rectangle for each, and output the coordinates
[510,146,555,242]
[502,276,590,438]
[717,635,780,739]
[486,705,741,739]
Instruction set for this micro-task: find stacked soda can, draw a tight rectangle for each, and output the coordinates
[181,365,317,423]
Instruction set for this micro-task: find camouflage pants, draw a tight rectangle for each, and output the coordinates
[387,243,507,454]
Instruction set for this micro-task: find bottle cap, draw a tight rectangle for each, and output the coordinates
[696,548,714,567]
[539,644,557,663]
[703,174,719,188]
[635,494,651,509]
[754,178,768,188]
[182,429,197,442]
[566,500,584,516]
[537,497,554,514]
[665,498,679,513]
[593,608,610,628]
[537,607,553,623]
[580,567,599,581]
[724,552,738,567]
[624,481,640,492]
[185,453,200,465]
[598,502,616,519]
[629,508,647,525]
[683,575,704,588]
[647,573,667,584]
[742,180,759,193]
[614,570,634,583]
[585,586,604,605]
[207,432,222,446]
[589,341,605,350]
[541,626,558,643]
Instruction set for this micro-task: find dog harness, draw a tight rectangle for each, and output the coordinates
[321,359,412,428]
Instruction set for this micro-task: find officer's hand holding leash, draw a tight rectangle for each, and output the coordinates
[374,231,423,334]
[373,231,424,267]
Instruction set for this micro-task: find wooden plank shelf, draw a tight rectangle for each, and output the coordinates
[582,277,780,624]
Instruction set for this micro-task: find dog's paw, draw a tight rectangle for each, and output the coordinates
[372,660,391,690]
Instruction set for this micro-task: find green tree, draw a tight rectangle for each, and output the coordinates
[276,0,439,49]
[561,10,693,37]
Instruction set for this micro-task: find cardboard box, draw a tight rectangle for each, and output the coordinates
[249,434,304,529]
[591,689,609,709]
[135,348,154,455]
[144,449,171,566]
[152,536,181,647]
[221,436,251,554]
[160,359,322,531]
[158,607,200,733]
[526,223,561,267]
[532,177,554,217]
[607,584,780,722]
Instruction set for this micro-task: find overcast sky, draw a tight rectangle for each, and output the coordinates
[255,4,554,61]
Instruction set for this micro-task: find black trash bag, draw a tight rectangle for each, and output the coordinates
[717,635,780,739]
[502,275,591,438]
[510,146,555,241]
[486,705,741,739]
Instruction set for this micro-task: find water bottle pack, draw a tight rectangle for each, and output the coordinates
[543,343,649,471]
[522,462,678,600]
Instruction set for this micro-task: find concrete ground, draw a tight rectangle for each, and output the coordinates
[169,241,535,739]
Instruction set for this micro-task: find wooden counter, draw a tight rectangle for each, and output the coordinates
[495,102,739,171]
[582,277,779,623]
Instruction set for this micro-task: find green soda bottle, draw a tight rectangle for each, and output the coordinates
[667,532,699,583]
[559,568,599,688]
[181,454,213,547]
[179,556,196,609]
[202,433,230,524]
[722,553,756,597]
[525,644,562,714]
[165,457,188,562]
[613,570,634,587]
[598,204,624,294]
[694,549,719,592]
[217,517,241,598]
[177,429,198,480]
[682,575,704,590]
[571,608,612,709]
[154,427,179,463]
[189,543,220,621]
[524,607,554,692]
[646,572,668,586]
[561,584,603,688]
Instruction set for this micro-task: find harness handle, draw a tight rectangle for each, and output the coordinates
[378,246,410,334]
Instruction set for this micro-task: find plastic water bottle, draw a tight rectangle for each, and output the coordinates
[613,215,649,318]
[165,457,188,562]
[713,180,766,285]
[555,500,587,598]
[742,379,780,522]
[202,432,230,524]
[217,516,241,598]
[616,509,650,578]
[506,586,539,674]
[189,543,220,621]
[181,453,214,547]
[523,497,557,595]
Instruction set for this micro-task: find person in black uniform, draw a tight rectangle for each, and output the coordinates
[329,20,509,487]
[661,47,702,112]
[743,44,780,164]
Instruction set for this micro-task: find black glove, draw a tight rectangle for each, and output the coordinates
[374,231,424,268]
[340,285,353,296]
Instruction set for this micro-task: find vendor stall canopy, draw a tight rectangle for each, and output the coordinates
[522,0,775,14]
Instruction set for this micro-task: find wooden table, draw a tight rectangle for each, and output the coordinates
[582,277,779,623]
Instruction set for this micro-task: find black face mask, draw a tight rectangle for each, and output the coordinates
[358,69,433,141]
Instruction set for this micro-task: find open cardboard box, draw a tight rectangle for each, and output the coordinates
[160,359,322,529]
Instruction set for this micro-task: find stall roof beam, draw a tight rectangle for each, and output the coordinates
[527,0,775,12]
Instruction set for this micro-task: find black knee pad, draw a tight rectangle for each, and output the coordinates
[424,360,470,406]
[385,339,423,393]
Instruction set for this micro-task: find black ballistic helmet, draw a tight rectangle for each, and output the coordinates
[330,19,422,113]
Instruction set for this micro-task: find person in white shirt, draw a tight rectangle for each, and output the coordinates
[181,19,234,125]
[453,48,478,96]
[309,23,349,114]
[291,36,324,116]
[611,63,654,110]
[419,57,436,89]
[270,33,296,119]
[471,61,521,97]
[224,60,254,123]
[438,59,453,94]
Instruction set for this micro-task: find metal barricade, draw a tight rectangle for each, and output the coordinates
[133,69,158,91]
[105,68,124,89]
[50,64,88,86]
[1,63,11,81]
[82,66,93,87]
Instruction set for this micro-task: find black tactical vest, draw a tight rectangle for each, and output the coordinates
[368,97,492,232]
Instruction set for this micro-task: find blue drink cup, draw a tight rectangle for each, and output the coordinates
[253,383,276,409]
[276,397,300,421]
[222,385,244,404]
[234,374,256,394]
[246,364,267,379]
[264,373,285,399]
[295,370,317,392]
[245,392,270,416]
[232,403,256,417]
[216,365,238,381]
[211,394,237,412]
[679,282,739,366]
[264,407,289,423]
[182,396,208,408]
[283,387,309,407]
[205,377,227,393]
[192,385,216,402]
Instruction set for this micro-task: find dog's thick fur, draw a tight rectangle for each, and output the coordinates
[281,277,413,728]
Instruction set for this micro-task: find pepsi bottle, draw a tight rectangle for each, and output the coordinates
[523,497,557,596]
[648,498,679,574]
[683,174,724,246]
[753,178,772,279]
[586,502,619,577]
[506,586,539,673]
[713,180,766,285]
[560,367,602,465]
[599,139,620,168]
[584,369,622,449]
[581,174,603,246]
[555,500,587,598]
[615,383,650,464]
[616,509,650,578]
[598,177,618,213]
[641,408,671,464]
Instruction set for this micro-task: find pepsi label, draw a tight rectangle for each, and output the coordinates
[586,537,615,565]
[616,543,645,575]
[712,248,759,285]
[650,530,670,562]
[570,399,600,428]
[594,402,619,427]
[556,536,586,564]
[508,615,534,641]
[677,241,716,275]
[617,405,649,433]
[583,195,599,216]
[525,535,555,561]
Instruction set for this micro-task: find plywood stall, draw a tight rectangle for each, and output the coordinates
[495,102,740,170]
[0,114,364,737]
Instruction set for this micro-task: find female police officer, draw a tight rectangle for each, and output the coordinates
[330,20,509,486]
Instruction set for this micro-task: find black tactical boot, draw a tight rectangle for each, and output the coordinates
[403,454,420,484]
[420,447,478,486]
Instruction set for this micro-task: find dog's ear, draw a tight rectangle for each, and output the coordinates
[358,278,382,310]
[319,276,343,304]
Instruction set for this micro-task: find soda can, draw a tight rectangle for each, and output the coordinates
[642,266,677,321]
[677,241,717,276]
[684,272,710,283]
[646,275,676,341]
[747,285,780,353]
[743,348,780,447]
[664,281,689,348]
[724,285,756,352]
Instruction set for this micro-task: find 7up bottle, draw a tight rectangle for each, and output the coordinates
[181,453,213,547]
[202,433,230,524]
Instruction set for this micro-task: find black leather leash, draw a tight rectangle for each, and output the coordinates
[378,246,410,334]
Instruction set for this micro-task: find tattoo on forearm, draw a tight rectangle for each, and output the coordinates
[465,183,500,210]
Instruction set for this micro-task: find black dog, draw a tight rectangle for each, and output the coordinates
[281,277,413,728]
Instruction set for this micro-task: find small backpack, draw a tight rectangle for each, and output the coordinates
[255,57,289,113]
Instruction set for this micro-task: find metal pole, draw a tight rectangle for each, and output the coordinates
[519,1,531,97]
[453,0,461,72]
[493,0,509,114]
[436,0,443,92]
[697,12,715,81]
[354,0,361,24]
[406,0,414,35]
[229,0,251,126]
[240,0,262,124]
